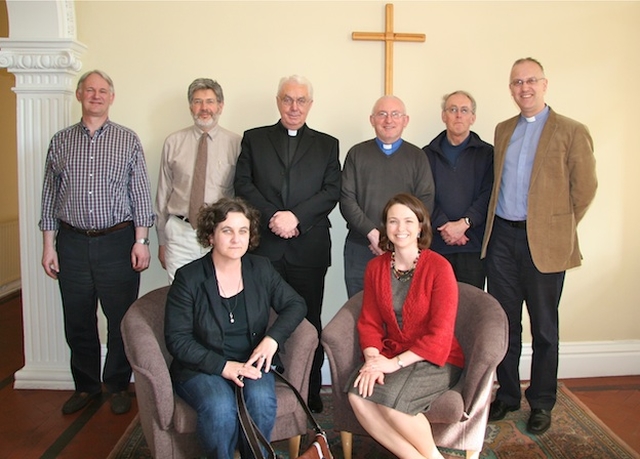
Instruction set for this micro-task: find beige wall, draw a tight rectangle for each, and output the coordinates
[70,1,639,343]
[0,0,17,224]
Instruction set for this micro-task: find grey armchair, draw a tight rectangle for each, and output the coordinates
[121,286,318,459]
[321,283,508,459]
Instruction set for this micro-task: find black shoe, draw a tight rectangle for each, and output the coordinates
[62,391,101,415]
[308,393,323,413]
[110,391,132,415]
[527,408,551,434]
[488,399,520,421]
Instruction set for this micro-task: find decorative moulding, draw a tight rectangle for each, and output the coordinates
[0,39,87,73]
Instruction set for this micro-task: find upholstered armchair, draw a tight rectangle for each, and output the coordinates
[322,283,508,459]
[121,286,318,459]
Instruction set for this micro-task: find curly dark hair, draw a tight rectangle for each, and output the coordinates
[195,197,261,251]
[378,193,433,252]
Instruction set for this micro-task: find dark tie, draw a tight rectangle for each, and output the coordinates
[188,133,208,229]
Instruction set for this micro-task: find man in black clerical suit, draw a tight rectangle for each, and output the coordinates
[234,75,341,413]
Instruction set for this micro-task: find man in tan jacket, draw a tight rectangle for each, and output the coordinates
[482,58,597,434]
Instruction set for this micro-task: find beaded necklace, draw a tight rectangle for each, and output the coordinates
[391,250,421,282]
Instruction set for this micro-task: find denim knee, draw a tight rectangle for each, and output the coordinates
[175,373,239,458]
[243,372,277,439]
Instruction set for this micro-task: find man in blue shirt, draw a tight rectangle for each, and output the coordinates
[482,58,597,434]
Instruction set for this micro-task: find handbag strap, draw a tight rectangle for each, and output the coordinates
[272,370,324,435]
[235,369,327,459]
[235,378,276,459]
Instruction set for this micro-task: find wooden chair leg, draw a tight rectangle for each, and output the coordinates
[288,435,301,458]
[341,431,353,459]
[466,450,480,459]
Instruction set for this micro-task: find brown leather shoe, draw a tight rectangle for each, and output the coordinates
[62,391,101,415]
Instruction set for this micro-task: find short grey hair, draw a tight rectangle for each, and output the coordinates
[77,70,114,93]
[441,90,477,114]
[512,57,545,74]
[277,75,313,100]
[188,78,224,104]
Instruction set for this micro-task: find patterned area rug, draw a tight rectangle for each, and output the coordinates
[109,384,639,459]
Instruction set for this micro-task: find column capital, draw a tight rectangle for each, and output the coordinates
[0,39,87,89]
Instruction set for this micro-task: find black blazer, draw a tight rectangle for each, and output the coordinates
[165,253,307,384]
[234,122,341,268]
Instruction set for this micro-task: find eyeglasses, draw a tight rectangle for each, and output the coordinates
[191,98,218,106]
[279,96,311,107]
[373,111,405,120]
[444,106,473,115]
[510,77,546,87]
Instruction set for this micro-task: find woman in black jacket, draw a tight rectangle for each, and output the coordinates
[165,197,306,458]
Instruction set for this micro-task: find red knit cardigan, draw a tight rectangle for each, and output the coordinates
[357,250,465,368]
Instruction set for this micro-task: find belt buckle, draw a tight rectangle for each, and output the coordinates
[85,228,100,236]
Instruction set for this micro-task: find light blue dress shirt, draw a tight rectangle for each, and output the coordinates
[496,105,550,221]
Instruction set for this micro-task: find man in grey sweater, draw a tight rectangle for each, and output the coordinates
[340,95,435,298]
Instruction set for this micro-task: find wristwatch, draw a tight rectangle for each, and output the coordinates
[135,238,150,245]
[464,217,472,227]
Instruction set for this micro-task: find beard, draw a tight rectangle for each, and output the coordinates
[192,111,218,130]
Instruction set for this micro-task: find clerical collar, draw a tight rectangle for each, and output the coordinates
[375,137,404,156]
[279,121,305,137]
[522,105,550,123]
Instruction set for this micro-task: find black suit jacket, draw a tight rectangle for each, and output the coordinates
[165,253,307,384]
[234,122,341,268]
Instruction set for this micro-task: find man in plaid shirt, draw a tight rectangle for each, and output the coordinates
[39,70,155,416]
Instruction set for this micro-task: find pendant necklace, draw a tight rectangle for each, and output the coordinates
[391,250,421,282]
[218,276,243,324]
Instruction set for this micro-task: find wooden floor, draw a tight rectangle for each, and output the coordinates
[1,291,639,458]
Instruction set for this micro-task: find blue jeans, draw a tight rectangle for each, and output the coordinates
[175,372,277,458]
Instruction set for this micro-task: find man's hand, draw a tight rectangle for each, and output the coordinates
[367,228,384,256]
[42,230,59,279]
[269,211,300,239]
[438,219,470,246]
[131,243,151,272]
[158,245,166,270]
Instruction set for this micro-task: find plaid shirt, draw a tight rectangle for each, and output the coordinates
[39,120,155,231]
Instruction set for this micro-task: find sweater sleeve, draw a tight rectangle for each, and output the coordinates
[407,256,459,366]
[357,257,388,352]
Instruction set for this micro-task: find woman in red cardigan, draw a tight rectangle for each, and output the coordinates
[347,193,464,459]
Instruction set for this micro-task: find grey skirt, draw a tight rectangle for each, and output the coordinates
[345,361,462,415]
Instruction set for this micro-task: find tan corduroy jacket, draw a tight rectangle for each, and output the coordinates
[481,108,598,273]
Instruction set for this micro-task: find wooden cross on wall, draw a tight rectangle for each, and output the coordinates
[352,3,426,95]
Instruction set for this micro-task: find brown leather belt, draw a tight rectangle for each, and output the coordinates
[60,220,132,237]
[497,216,527,229]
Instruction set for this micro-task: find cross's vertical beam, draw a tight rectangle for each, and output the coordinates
[352,3,426,95]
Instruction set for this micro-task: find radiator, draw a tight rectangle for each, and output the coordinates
[0,219,20,288]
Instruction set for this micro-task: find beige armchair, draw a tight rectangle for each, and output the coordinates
[322,283,508,459]
[121,286,318,459]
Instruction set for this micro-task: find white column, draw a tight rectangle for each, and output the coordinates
[0,39,86,389]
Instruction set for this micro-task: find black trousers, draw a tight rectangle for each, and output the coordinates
[441,251,486,290]
[271,258,327,401]
[485,217,565,410]
[56,224,140,394]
